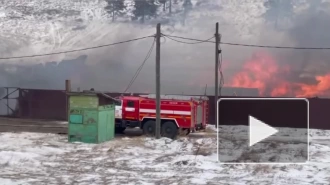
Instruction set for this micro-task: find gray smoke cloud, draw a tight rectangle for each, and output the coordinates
[263,0,330,92]
[287,6,330,75]
[1,0,330,96]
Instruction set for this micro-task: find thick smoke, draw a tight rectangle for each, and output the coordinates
[221,0,330,97]
[258,0,330,96]
[1,0,330,96]
[287,6,330,77]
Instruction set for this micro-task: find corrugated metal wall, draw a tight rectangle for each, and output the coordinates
[12,89,330,130]
[18,89,67,120]
[16,90,140,121]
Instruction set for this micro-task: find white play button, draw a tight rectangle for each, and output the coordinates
[249,115,278,147]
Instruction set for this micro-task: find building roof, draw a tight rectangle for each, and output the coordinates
[123,85,259,97]
[67,91,119,102]
[205,87,259,96]
[121,96,141,100]
[139,94,209,100]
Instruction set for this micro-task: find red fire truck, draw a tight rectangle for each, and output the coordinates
[114,94,209,139]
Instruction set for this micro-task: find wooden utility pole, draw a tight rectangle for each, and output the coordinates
[215,22,220,128]
[169,0,172,15]
[155,23,161,139]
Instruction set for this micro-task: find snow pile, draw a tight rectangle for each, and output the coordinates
[0,126,330,184]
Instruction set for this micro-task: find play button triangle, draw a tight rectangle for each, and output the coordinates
[249,115,278,147]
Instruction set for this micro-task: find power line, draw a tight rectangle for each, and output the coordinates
[163,34,330,50]
[220,42,330,50]
[0,35,154,60]
[124,38,155,93]
[162,34,214,44]
[162,34,215,44]
[124,38,156,93]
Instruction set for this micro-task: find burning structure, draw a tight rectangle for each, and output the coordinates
[226,51,330,98]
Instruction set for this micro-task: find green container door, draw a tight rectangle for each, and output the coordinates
[98,105,115,142]
[67,94,115,144]
[68,110,99,143]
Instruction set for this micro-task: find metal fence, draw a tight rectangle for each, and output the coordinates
[1,87,330,130]
[0,87,20,117]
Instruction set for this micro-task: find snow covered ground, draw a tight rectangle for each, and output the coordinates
[0,125,330,184]
[217,125,309,163]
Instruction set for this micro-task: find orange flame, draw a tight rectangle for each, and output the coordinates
[227,51,330,97]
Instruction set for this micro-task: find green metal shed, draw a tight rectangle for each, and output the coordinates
[67,92,116,144]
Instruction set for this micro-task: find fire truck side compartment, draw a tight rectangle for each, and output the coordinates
[114,94,209,137]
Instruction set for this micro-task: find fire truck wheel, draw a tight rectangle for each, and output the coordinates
[143,120,156,136]
[161,121,178,139]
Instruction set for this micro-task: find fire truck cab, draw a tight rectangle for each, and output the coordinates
[115,96,143,130]
[115,94,209,139]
